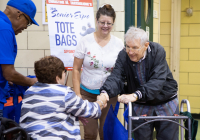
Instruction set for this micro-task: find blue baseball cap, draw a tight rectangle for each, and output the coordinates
[7,0,39,26]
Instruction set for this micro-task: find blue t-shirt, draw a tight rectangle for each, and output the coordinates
[0,11,17,102]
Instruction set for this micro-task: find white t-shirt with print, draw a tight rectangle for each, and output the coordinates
[74,33,124,90]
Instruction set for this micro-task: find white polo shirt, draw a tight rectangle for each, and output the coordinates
[74,33,124,90]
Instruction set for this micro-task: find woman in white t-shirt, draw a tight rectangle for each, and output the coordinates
[73,4,124,140]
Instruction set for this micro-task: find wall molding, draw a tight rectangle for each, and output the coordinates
[171,0,181,94]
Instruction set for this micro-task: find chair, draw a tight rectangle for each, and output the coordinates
[0,117,32,140]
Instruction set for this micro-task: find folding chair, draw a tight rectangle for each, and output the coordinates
[0,117,32,140]
[128,99,192,140]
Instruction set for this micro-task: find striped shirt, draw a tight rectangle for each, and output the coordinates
[20,82,101,140]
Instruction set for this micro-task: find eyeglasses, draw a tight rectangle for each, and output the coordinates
[22,13,32,27]
[98,21,114,27]
[125,45,143,52]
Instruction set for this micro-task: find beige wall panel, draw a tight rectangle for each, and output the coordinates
[160,35,171,46]
[154,0,159,3]
[119,102,124,109]
[112,32,124,43]
[32,0,42,13]
[111,23,115,32]
[16,31,28,50]
[160,0,171,11]
[114,12,124,31]
[153,19,159,34]
[181,0,189,11]
[45,50,51,56]
[190,108,200,114]
[182,107,188,112]
[181,24,189,36]
[27,13,44,31]
[44,25,49,31]
[154,2,159,12]
[66,71,73,87]
[180,84,200,96]
[153,34,159,43]
[181,12,200,24]
[28,68,35,76]
[117,108,124,126]
[180,61,200,72]
[110,0,124,11]
[189,49,200,60]
[15,68,27,76]
[190,0,200,11]
[166,58,170,66]
[80,125,84,140]
[92,0,97,9]
[181,37,200,48]
[179,73,188,84]
[99,0,109,6]
[0,0,8,11]
[180,49,188,60]
[110,32,114,36]
[28,31,50,50]
[163,46,170,59]
[15,50,44,67]
[160,11,171,23]
[189,73,200,84]
[179,95,188,102]
[135,15,137,27]
[160,23,171,34]
[0,0,41,12]
[188,96,200,108]
[189,24,200,36]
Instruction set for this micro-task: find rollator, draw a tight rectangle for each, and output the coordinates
[128,99,192,140]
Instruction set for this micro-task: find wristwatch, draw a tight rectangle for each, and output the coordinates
[133,93,138,100]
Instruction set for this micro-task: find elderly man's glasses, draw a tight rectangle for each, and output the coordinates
[22,13,32,27]
[125,45,143,52]
[98,21,113,27]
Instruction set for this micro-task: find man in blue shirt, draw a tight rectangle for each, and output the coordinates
[0,0,39,116]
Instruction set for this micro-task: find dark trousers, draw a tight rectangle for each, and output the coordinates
[80,88,118,140]
[132,106,179,140]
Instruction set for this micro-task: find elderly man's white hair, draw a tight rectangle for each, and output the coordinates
[125,26,149,46]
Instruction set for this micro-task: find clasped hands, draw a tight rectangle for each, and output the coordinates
[97,93,109,108]
[98,92,137,107]
[118,94,137,104]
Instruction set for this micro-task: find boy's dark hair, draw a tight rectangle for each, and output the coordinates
[34,56,65,84]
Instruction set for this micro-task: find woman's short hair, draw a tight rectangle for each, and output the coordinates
[34,56,65,84]
[125,26,149,46]
[96,4,116,22]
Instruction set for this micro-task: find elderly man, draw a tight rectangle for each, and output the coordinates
[100,27,179,140]
[0,0,38,116]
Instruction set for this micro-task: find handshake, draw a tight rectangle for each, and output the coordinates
[96,92,138,109]
[96,93,109,109]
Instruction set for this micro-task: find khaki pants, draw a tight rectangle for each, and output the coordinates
[80,88,118,140]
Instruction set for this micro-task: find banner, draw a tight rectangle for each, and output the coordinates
[46,0,95,70]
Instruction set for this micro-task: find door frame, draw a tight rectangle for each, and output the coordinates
[171,0,181,93]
